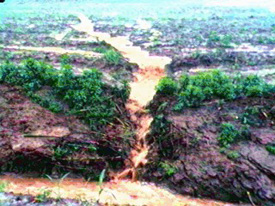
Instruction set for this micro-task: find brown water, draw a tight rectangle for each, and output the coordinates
[1,176,230,206]
[1,14,235,206]
[72,13,171,181]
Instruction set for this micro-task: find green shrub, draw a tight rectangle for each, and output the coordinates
[220,34,233,48]
[226,150,240,159]
[159,162,178,177]
[245,85,263,97]
[218,124,250,149]
[235,74,274,97]
[266,145,275,155]
[177,85,205,107]
[156,77,177,95]
[157,70,274,111]
[178,74,189,89]
[93,47,107,53]
[55,67,115,129]
[60,54,71,66]
[0,58,57,91]
[207,32,233,48]
[27,92,63,113]
[207,31,220,47]
[103,49,122,65]
[218,123,240,148]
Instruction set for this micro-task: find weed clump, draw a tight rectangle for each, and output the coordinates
[266,145,275,155]
[226,150,240,159]
[155,70,274,111]
[218,123,240,148]
[218,123,250,148]
[159,162,178,177]
[103,49,122,65]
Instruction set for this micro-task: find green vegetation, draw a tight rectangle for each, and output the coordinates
[46,173,70,201]
[0,181,8,193]
[0,58,129,130]
[97,169,116,204]
[207,31,233,48]
[53,143,97,160]
[103,49,122,65]
[218,123,240,148]
[35,189,52,203]
[156,77,177,95]
[266,145,275,155]
[226,151,240,159]
[155,70,274,111]
[159,162,178,177]
[60,54,71,66]
[179,48,275,68]
[218,123,250,148]
[239,106,266,127]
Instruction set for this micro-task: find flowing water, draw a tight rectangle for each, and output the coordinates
[0,14,234,206]
[1,175,229,206]
[72,14,172,181]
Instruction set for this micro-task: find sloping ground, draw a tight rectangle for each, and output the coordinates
[0,14,238,206]
[145,93,275,205]
[72,14,172,181]
[0,84,130,178]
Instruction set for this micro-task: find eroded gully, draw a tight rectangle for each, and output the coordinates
[1,14,233,206]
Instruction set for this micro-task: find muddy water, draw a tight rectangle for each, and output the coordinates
[72,13,171,181]
[1,176,229,206]
[1,14,234,205]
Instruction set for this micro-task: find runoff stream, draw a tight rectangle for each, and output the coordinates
[1,14,233,206]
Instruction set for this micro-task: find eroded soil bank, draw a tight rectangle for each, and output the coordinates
[0,84,131,179]
[144,92,275,205]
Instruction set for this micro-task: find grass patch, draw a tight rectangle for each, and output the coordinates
[0,181,8,193]
[103,49,122,65]
[35,189,52,203]
[159,162,178,177]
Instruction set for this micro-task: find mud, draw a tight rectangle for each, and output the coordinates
[1,12,274,206]
[145,94,275,205]
[0,176,232,206]
[0,84,130,178]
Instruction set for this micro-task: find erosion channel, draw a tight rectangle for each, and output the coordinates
[0,14,250,206]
